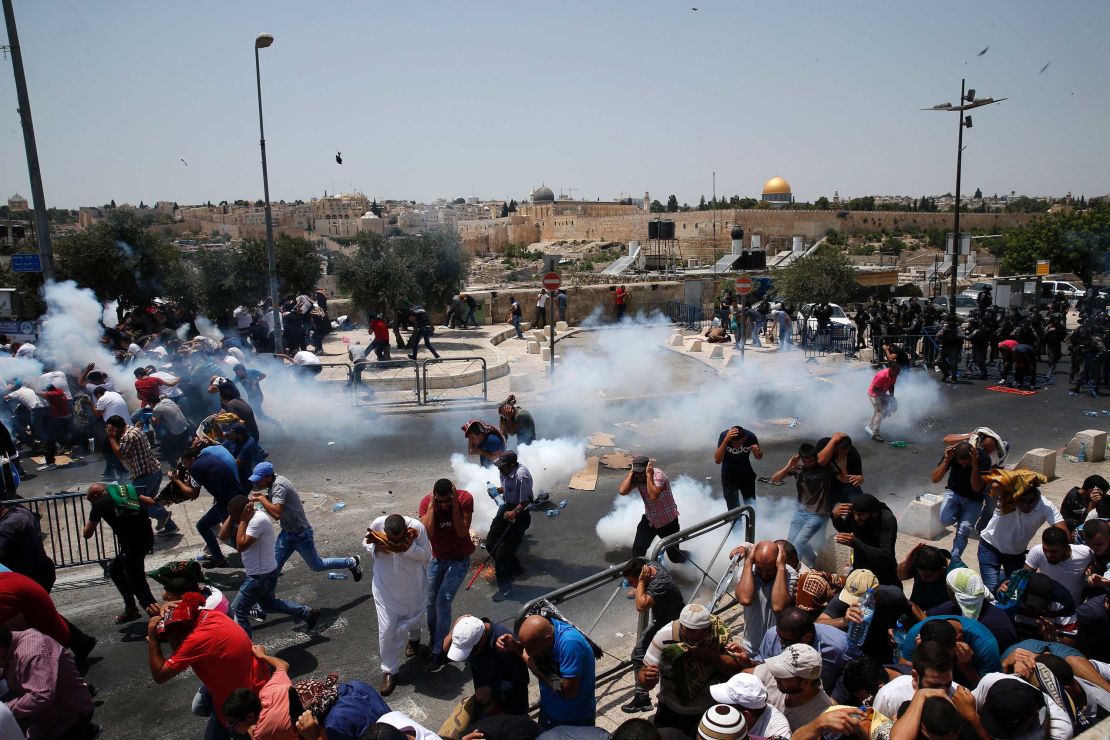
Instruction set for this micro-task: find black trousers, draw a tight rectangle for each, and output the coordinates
[633,515,684,562]
[488,511,531,592]
[654,704,701,735]
[722,477,755,510]
[109,541,155,610]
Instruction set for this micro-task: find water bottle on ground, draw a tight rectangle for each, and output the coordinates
[332,502,347,512]
[546,510,560,517]
[327,572,348,580]
[487,484,505,507]
[559,500,568,508]
[892,619,908,661]
[889,441,907,448]
[1079,443,1088,463]
[846,588,876,647]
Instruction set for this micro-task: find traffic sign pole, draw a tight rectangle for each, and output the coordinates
[542,272,561,376]
[734,276,753,361]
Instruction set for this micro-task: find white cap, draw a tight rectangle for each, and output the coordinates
[446,616,486,662]
[709,672,768,709]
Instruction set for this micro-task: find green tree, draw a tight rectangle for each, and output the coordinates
[697,195,707,211]
[666,195,679,213]
[1000,205,1110,284]
[193,234,321,319]
[773,251,859,305]
[815,196,830,210]
[846,196,875,211]
[649,199,665,213]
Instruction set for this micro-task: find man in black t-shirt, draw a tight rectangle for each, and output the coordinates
[82,482,156,623]
[816,434,864,505]
[621,557,686,713]
[714,425,763,509]
[0,503,56,591]
[443,615,530,718]
[931,441,989,561]
[1061,474,1109,533]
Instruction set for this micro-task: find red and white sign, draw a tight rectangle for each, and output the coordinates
[734,276,754,295]
[542,272,562,290]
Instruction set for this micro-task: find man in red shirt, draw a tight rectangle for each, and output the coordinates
[147,591,271,739]
[615,285,627,322]
[865,363,900,443]
[34,384,73,471]
[0,570,72,646]
[134,366,177,404]
[418,478,474,671]
[369,313,391,361]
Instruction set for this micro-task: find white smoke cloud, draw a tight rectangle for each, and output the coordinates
[39,281,133,397]
[194,316,224,341]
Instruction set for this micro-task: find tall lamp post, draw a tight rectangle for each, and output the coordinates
[254,32,283,355]
[924,80,1004,319]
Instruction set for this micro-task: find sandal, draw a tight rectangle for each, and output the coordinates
[115,608,142,624]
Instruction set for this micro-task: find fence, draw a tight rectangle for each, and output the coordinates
[350,359,421,407]
[10,491,118,578]
[800,324,858,358]
[663,301,715,330]
[421,357,489,406]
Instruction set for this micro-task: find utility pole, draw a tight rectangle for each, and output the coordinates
[3,0,55,281]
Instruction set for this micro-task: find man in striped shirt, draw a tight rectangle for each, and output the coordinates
[619,456,688,564]
[105,415,178,535]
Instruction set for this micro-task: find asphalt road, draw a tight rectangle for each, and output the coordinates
[24,345,1108,738]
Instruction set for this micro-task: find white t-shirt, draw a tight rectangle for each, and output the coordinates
[750,704,792,739]
[38,371,71,399]
[85,379,117,396]
[537,293,548,308]
[261,310,275,332]
[151,371,183,398]
[376,711,441,740]
[6,387,46,411]
[14,343,35,358]
[242,509,278,575]
[1026,544,1095,605]
[292,351,320,366]
[980,496,1065,555]
[872,674,959,720]
[235,311,253,329]
[972,673,1073,740]
[95,390,130,422]
[0,702,25,740]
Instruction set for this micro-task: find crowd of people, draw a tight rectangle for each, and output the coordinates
[0,282,1108,740]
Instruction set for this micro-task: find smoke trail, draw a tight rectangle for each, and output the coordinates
[194,316,224,341]
[40,281,134,398]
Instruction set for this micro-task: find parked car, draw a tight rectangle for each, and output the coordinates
[960,281,993,300]
[800,303,857,342]
[929,293,978,318]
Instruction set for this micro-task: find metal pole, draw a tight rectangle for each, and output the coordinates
[548,289,555,375]
[950,79,965,321]
[255,43,284,355]
[3,0,54,281]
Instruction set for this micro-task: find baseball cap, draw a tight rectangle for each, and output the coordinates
[840,569,878,606]
[698,704,748,740]
[248,461,275,483]
[709,672,768,709]
[493,450,518,469]
[946,568,987,620]
[446,616,486,662]
[1021,572,1055,613]
[795,570,843,613]
[979,677,1045,737]
[679,603,712,630]
[631,455,650,473]
[764,644,822,680]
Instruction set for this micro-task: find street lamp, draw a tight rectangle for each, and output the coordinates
[254,32,283,355]
[924,80,1005,319]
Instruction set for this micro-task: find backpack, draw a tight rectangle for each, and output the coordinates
[107,483,142,515]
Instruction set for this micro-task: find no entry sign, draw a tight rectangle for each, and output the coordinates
[734,276,754,295]
[542,272,562,290]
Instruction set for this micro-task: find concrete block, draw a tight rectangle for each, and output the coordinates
[858,347,875,363]
[544,325,554,338]
[708,345,724,359]
[725,353,745,368]
[1065,429,1107,462]
[556,321,569,332]
[532,330,545,343]
[687,339,703,353]
[526,341,541,354]
[899,493,947,540]
[508,374,535,393]
[541,347,551,362]
[1015,448,1057,480]
[520,322,532,332]
[668,332,684,347]
[814,535,854,576]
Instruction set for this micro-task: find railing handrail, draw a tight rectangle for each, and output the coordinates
[420,356,489,405]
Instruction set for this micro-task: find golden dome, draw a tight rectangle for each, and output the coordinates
[762,176,792,195]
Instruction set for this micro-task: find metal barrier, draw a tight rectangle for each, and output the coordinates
[640,505,755,636]
[664,301,714,330]
[350,358,421,407]
[801,324,858,357]
[10,491,118,576]
[420,356,488,406]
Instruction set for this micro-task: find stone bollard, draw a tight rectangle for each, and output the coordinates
[1015,448,1057,479]
[541,347,551,362]
[815,536,854,576]
[899,493,947,540]
[668,333,684,347]
[527,341,540,354]
[687,339,703,353]
[708,345,724,359]
[520,322,532,332]
[858,347,875,363]
[544,325,554,338]
[532,329,545,343]
[509,374,535,392]
[556,321,569,332]
[1065,429,1107,462]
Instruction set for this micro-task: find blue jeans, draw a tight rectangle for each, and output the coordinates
[787,510,828,567]
[940,490,985,560]
[197,502,228,561]
[133,470,169,524]
[231,570,309,637]
[464,307,477,327]
[275,527,354,573]
[426,557,470,656]
[977,540,1026,596]
[512,315,523,339]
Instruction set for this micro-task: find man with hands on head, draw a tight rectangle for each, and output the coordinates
[773,435,842,567]
[730,540,797,655]
[619,455,688,563]
[715,424,763,509]
[620,556,686,714]
[831,493,899,586]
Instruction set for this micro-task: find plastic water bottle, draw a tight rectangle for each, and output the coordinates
[1084,411,1101,417]
[327,572,348,580]
[332,502,347,512]
[846,588,876,647]
[1079,443,1088,463]
[892,619,908,661]
[546,510,560,517]
[889,441,907,448]
[487,484,505,507]
[559,500,568,509]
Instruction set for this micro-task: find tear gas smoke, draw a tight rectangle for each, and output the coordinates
[40,281,133,396]
[194,316,224,341]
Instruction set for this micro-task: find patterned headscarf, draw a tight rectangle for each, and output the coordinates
[981,469,1047,501]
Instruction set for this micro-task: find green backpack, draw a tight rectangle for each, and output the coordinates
[106,483,142,515]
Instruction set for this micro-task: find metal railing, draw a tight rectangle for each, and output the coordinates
[350,358,421,407]
[664,301,714,330]
[310,361,354,385]
[641,505,755,635]
[10,491,118,576]
[420,357,488,406]
[800,324,858,357]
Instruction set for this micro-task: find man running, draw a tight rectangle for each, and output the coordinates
[488,451,534,602]
[619,455,688,564]
[865,363,899,443]
[418,478,474,670]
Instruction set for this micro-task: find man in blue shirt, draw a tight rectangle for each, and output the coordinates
[168,445,246,568]
[758,606,855,693]
[487,451,534,602]
[498,615,596,729]
[900,615,1002,682]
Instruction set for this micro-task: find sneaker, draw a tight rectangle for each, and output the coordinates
[872,433,884,443]
[157,521,180,537]
[491,589,513,603]
[304,608,321,631]
[37,463,58,472]
[154,511,172,532]
[428,653,448,673]
[349,555,363,583]
[621,693,654,714]
[248,607,267,622]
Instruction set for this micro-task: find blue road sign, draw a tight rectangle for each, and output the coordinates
[10,253,42,273]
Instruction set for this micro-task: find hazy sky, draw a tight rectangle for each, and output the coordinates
[2,1,1108,208]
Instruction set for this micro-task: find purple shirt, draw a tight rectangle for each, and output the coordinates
[2,629,94,739]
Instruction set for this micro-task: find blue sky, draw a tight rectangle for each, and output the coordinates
[2,1,1108,208]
